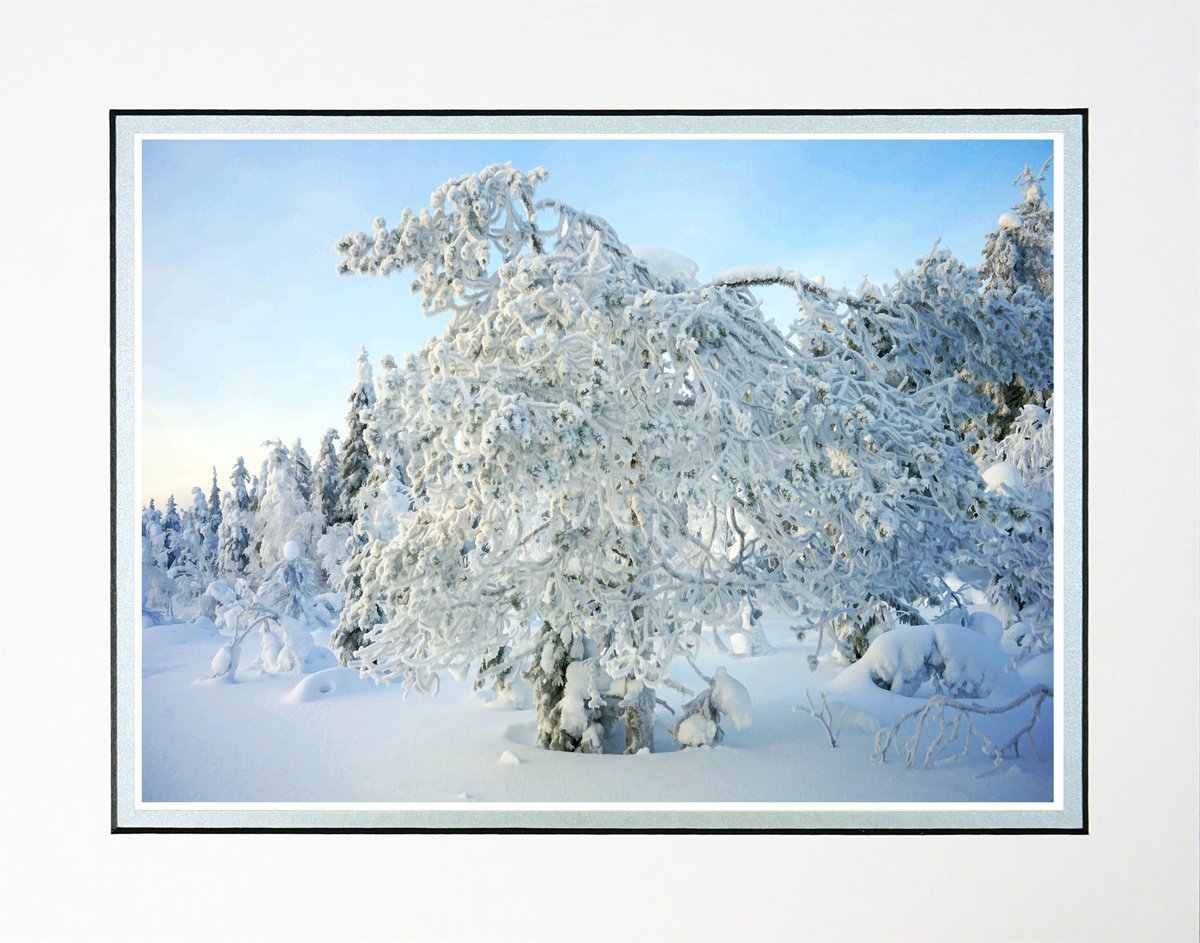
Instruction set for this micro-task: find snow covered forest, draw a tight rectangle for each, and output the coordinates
[141,159,1057,802]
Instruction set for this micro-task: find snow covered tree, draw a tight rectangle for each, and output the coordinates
[290,438,314,505]
[979,159,1053,300]
[217,492,252,579]
[141,500,175,615]
[216,457,254,578]
[168,487,214,600]
[975,158,1054,440]
[229,456,252,510]
[205,466,222,564]
[312,427,342,524]
[977,398,1055,651]
[251,463,266,512]
[328,517,384,666]
[335,349,376,524]
[257,540,321,627]
[141,499,164,562]
[332,163,987,752]
[206,577,310,681]
[254,439,323,573]
[162,494,182,569]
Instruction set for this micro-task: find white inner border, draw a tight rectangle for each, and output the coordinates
[128,127,1069,817]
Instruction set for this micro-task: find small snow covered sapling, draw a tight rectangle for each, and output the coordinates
[524,623,617,754]
[794,691,845,748]
[473,643,520,702]
[672,667,753,749]
[207,580,276,683]
[257,540,319,624]
[254,541,318,673]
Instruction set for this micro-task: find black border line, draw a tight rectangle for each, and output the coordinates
[110,108,119,834]
[111,109,1088,835]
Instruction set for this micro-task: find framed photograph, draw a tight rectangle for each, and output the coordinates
[112,110,1085,832]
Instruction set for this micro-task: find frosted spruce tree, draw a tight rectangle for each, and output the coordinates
[290,438,314,505]
[978,397,1055,653]
[332,164,987,753]
[329,354,417,666]
[312,428,343,524]
[141,500,175,615]
[161,488,213,605]
[254,439,323,574]
[312,427,352,587]
[336,349,377,525]
[979,159,1053,299]
[975,158,1054,441]
[205,466,222,565]
[328,403,414,667]
[162,494,182,569]
[216,456,254,578]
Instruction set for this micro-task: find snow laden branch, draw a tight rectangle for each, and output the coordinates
[873,684,1051,773]
[714,249,1052,437]
[331,164,1011,752]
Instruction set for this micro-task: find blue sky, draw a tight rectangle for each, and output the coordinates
[141,137,1053,505]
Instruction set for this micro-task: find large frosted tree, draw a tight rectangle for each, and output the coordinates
[332,164,989,752]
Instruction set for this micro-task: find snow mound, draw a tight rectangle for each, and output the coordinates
[282,540,301,561]
[982,460,1027,497]
[1018,651,1054,688]
[280,667,351,703]
[823,623,1022,725]
[498,749,522,766]
[205,579,236,606]
[998,211,1023,230]
[312,592,344,621]
[967,610,1004,643]
[630,245,699,286]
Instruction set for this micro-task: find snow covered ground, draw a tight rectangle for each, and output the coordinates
[141,613,1053,804]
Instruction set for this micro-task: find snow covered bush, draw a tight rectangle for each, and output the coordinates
[672,667,753,748]
[332,163,990,752]
[815,620,1051,771]
[206,564,317,681]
